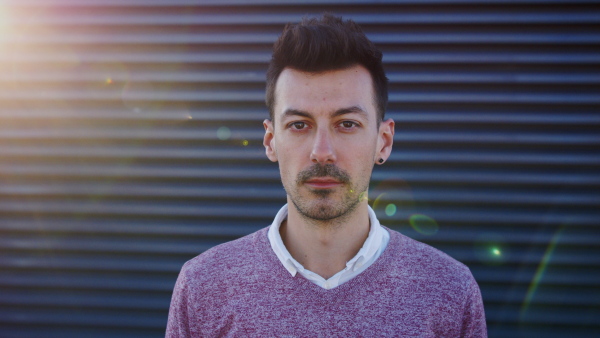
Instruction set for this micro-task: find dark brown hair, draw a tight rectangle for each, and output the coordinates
[265,13,388,123]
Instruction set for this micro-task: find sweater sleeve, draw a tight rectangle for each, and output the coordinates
[166,262,192,338]
[460,277,488,337]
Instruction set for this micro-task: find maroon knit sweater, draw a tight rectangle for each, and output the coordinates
[166,227,487,337]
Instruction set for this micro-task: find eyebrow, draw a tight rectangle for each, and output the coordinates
[282,105,368,119]
[331,105,368,118]
[282,109,311,119]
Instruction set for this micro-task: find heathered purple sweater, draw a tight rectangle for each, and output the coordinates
[166,227,487,337]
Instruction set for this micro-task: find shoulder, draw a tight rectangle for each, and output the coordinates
[384,227,477,291]
[179,227,270,284]
[378,228,487,336]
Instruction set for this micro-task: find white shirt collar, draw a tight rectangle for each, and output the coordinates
[267,204,388,287]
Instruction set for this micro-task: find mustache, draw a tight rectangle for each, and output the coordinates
[296,164,351,185]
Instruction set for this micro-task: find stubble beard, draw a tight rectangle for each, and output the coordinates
[285,163,369,224]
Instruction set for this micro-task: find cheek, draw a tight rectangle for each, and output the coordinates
[276,137,310,164]
[275,149,299,183]
[342,140,378,164]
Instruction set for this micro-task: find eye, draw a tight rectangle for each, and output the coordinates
[290,121,308,130]
[340,121,358,129]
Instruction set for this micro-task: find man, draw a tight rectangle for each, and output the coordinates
[167,14,487,337]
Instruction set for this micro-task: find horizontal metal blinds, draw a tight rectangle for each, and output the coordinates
[0,1,599,337]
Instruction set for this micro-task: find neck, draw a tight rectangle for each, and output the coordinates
[280,199,371,280]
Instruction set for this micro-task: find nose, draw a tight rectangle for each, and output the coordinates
[310,128,336,164]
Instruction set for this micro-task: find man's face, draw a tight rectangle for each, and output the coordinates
[263,65,394,222]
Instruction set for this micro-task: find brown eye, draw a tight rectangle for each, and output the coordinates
[292,122,306,129]
[341,121,356,128]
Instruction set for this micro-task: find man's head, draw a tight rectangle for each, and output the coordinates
[265,13,388,124]
[263,14,394,224]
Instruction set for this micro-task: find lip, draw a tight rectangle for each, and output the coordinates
[304,178,343,189]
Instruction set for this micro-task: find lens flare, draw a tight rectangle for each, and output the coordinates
[369,179,415,222]
[385,203,397,216]
[217,126,231,140]
[371,192,387,213]
[474,234,507,265]
[242,140,249,146]
[358,191,368,203]
[520,225,565,320]
[409,214,438,236]
[0,6,11,42]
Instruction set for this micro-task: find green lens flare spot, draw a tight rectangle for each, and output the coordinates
[409,214,439,236]
[242,140,249,146]
[217,126,231,140]
[473,234,508,266]
[385,203,397,216]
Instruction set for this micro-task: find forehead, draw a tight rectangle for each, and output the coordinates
[274,65,376,120]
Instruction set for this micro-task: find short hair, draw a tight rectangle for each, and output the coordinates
[265,13,388,123]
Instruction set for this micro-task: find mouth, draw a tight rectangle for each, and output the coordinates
[304,177,343,189]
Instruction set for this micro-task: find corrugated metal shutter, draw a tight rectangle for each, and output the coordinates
[1,1,598,337]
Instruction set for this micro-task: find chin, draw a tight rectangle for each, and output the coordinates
[292,195,359,222]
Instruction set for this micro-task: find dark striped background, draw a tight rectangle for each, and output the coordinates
[0,1,599,337]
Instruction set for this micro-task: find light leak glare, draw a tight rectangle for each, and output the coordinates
[217,126,231,140]
[0,5,8,35]
[521,225,565,319]
[358,191,368,203]
[409,214,439,236]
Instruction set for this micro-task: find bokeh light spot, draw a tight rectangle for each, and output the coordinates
[474,234,507,266]
[409,214,439,236]
[105,77,113,85]
[385,203,397,216]
[217,126,231,140]
[242,140,249,146]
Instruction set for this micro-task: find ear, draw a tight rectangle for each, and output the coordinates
[263,119,278,162]
[375,118,394,164]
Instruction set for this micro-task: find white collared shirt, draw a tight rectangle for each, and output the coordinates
[267,204,390,290]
